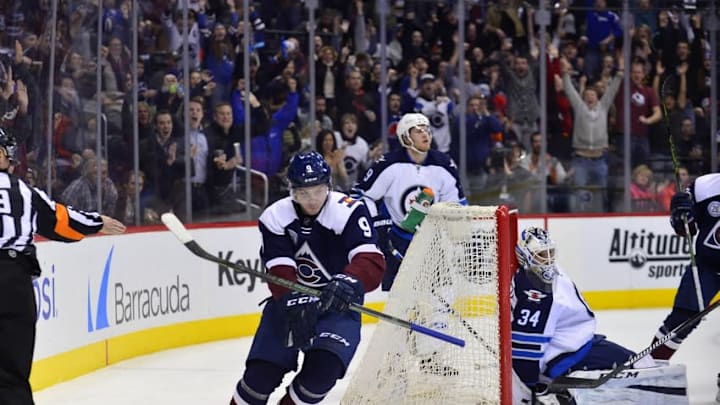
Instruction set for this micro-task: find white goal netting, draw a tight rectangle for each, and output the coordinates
[342,203,513,405]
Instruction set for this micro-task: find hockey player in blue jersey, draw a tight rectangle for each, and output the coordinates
[649,173,720,401]
[510,227,677,404]
[351,112,467,291]
[230,151,385,405]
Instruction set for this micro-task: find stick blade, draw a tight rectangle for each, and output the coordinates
[161,212,194,244]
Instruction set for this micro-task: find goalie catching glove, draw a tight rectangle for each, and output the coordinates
[281,292,321,349]
[320,274,364,313]
[670,192,696,236]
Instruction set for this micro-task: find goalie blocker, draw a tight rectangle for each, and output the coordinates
[513,363,688,404]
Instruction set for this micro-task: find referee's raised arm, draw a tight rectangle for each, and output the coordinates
[0,127,126,404]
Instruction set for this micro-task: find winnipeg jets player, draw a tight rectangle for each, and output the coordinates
[512,227,687,405]
[230,151,385,405]
[351,112,467,290]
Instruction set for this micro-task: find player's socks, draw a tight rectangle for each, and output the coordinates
[649,336,678,360]
[715,372,720,402]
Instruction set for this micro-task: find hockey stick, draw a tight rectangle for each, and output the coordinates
[390,247,496,354]
[538,297,720,392]
[662,75,703,311]
[160,213,465,348]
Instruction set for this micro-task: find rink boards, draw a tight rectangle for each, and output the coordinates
[29,214,718,391]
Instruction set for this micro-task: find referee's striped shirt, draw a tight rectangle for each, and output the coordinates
[0,172,104,251]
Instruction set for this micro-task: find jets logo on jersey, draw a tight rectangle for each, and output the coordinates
[702,221,720,251]
[344,155,360,176]
[523,289,548,303]
[295,242,332,287]
[400,185,428,215]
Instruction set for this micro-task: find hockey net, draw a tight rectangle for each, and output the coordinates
[342,204,516,405]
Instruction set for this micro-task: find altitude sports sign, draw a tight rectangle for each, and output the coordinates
[545,216,690,291]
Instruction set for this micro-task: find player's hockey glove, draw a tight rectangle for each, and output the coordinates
[281,292,320,349]
[320,274,364,313]
[670,192,696,236]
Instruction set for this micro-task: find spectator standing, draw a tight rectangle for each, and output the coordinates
[519,132,569,212]
[561,55,623,212]
[174,98,211,218]
[139,110,183,209]
[614,60,662,168]
[407,73,454,154]
[337,68,378,145]
[204,102,244,211]
[452,95,503,195]
[583,0,622,82]
[498,45,539,152]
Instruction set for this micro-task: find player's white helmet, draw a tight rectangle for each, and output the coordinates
[516,227,558,284]
[396,113,431,150]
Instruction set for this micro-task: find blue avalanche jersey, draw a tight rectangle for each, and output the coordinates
[258,191,382,289]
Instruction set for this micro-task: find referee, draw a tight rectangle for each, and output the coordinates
[0,127,126,404]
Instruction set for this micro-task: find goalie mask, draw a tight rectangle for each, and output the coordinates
[396,113,431,153]
[516,227,558,285]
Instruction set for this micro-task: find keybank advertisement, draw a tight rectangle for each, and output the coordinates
[548,216,691,290]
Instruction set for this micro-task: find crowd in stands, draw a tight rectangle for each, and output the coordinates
[0,0,716,224]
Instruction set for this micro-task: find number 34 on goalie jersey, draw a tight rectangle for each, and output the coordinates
[510,267,596,387]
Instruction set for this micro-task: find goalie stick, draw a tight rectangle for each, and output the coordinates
[537,297,720,393]
[160,213,465,348]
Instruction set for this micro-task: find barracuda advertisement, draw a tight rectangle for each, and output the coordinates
[548,216,691,290]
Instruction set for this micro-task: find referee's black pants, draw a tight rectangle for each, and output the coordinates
[0,261,37,405]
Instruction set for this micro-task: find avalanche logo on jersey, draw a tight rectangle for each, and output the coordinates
[707,201,720,217]
[702,220,720,251]
[523,289,547,303]
[295,242,333,287]
[401,185,428,216]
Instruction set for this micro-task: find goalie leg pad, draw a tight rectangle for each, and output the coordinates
[286,350,344,404]
[234,360,287,405]
[567,363,688,405]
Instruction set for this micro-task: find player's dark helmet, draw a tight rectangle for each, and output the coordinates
[287,151,331,188]
[0,127,17,163]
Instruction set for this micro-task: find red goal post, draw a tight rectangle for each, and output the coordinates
[342,204,518,405]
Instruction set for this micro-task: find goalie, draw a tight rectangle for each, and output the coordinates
[511,227,688,404]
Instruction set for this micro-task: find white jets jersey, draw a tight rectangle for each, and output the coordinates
[511,265,596,387]
[351,149,466,226]
[338,135,370,187]
[258,191,381,289]
[414,97,453,153]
